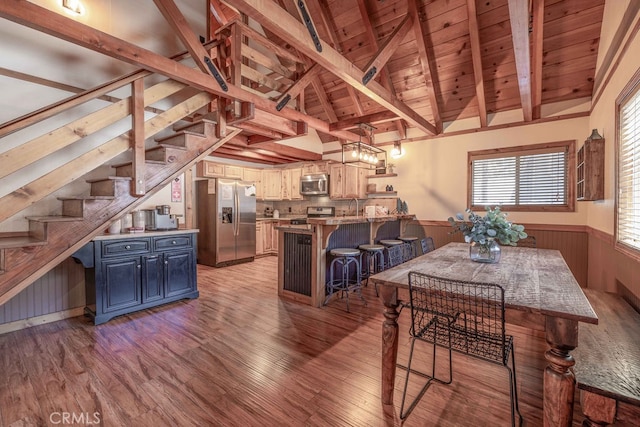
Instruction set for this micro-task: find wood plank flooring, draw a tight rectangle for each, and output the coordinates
[0,256,591,426]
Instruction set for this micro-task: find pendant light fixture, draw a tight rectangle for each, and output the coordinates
[341,123,387,169]
[62,0,85,16]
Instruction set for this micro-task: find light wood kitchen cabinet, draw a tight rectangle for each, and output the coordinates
[329,163,366,199]
[256,222,264,256]
[301,161,329,175]
[262,169,282,200]
[196,160,225,177]
[281,169,291,200]
[263,221,273,252]
[271,221,279,252]
[290,168,302,200]
[243,168,263,199]
[196,161,242,179]
[224,165,243,179]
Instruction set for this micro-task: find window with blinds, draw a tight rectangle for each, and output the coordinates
[617,79,640,253]
[468,141,575,212]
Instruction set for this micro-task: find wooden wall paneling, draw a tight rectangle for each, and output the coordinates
[0,258,85,325]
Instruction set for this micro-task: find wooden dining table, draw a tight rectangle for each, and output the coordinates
[369,242,599,426]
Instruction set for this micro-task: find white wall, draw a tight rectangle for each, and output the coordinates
[388,117,590,224]
[587,1,640,234]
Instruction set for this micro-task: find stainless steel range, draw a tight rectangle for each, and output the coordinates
[306,206,335,218]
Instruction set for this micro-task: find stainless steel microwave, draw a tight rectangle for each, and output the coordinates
[300,173,329,196]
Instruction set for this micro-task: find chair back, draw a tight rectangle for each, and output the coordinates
[401,242,414,262]
[386,245,404,268]
[407,272,509,366]
[420,237,435,254]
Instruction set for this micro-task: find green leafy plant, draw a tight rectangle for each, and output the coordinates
[448,206,527,246]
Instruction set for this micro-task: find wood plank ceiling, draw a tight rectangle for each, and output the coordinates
[0,0,605,164]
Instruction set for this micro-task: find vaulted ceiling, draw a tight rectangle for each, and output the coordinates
[0,0,605,164]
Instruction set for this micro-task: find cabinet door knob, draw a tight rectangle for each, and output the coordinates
[172,240,177,244]
[125,245,131,249]
[137,265,141,269]
[164,260,169,265]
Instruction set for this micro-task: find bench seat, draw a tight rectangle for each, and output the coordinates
[573,289,640,426]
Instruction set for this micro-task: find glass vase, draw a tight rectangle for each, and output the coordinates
[469,239,501,263]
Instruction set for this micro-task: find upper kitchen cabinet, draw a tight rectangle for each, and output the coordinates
[262,169,282,200]
[290,168,302,200]
[281,168,303,201]
[196,160,242,179]
[302,161,329,175]
[243,168,263,199]
[329,163,366,199]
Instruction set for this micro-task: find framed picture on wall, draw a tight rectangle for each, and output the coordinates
[375,159,386,175]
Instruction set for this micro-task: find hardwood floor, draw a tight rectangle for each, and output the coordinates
[0,256,590,426]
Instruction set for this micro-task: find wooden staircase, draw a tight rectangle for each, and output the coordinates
[0,108,239,306]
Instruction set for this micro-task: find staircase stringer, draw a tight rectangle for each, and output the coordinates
[0,127,241,306]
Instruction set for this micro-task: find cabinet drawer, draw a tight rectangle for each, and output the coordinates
[101,239,151,257]
[154,235,193,251]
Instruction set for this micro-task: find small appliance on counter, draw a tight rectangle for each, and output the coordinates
[264,207,273,218]
[143,205,179,231]
[306,206,335,218]
[273,209,280,219]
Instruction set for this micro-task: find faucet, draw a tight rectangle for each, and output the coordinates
[348,198,359,217]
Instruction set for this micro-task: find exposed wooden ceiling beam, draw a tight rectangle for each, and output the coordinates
[466,0,487,128]
[153,0,226,81]
[361,14,413,86]
[244,141,321,161]
[329,110,399,131]
[271,0,339,123]
[531,0,544,120]
[275,63,320,111]
[224,0,436,135]
[408,0,442,134]
[357,0,413,138]
[0,0,363,143]
[508,0,533,122]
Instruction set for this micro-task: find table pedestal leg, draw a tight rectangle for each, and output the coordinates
[544,317,578,427]
[380,285,399,407]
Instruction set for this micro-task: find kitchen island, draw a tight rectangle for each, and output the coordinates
[72,229,199,324]
[276,215,415,307]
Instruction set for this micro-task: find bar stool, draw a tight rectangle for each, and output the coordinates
[325,248,366,312]
[359,244,385,296]
[398,236,419,259]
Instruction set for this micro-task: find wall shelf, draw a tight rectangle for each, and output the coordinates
[367,173,397,178]
[367,191,397,196]
[577,137,604,201]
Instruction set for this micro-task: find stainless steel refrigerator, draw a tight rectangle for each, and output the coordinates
[196,178,256,267]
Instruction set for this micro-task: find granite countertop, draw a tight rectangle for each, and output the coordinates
[94,228,199,240]
[307,214,415,225]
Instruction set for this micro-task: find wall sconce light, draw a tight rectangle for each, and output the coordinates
[390,141,405,159]
[62,0,85,16]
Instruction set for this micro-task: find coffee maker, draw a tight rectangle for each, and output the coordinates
[143,205,179,230]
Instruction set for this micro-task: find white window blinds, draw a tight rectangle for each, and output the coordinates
[618,84,640,251]
[471,148,568,207]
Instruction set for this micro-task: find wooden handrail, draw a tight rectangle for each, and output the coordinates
[0,91,212,223]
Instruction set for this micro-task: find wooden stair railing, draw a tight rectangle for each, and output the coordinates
[0,116,241,305]
[0,65,247,305]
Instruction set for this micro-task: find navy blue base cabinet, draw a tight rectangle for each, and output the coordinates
[73,232,199,325]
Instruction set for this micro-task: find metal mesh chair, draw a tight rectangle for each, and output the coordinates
[420,237,435,255]
[517,235,537,248]
[385,244,405,269]
[399,272,522,426]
